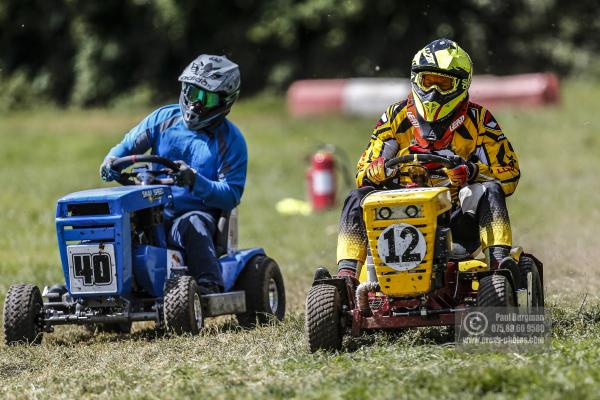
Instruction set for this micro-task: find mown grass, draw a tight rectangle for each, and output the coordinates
[0,81,599,398]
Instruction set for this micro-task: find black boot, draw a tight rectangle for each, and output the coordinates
[486,246,523,289]
[485,246,510,270]
[313,267,332,281]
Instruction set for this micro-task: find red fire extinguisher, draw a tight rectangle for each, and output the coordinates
[306,150,336,211]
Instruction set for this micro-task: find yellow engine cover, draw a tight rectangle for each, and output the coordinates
[358,187,452,296]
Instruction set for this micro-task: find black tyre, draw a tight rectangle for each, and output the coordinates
[233,255,286,328]
[520,256,544,308]
[305,284,343,352]
[163,276,203,335]
[477,274,515,307]
[3,284,44,345]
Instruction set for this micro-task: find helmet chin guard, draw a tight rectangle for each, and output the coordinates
[406,93,469,150]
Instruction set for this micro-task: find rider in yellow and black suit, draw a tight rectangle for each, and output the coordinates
[336,38,520,277]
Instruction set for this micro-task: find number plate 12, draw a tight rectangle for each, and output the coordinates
[377,223,427,271]
[67,244,118,294]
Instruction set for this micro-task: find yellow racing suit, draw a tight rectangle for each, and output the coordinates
[337,99,520,265]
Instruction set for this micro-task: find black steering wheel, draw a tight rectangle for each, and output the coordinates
[384,153,461,170]
[110,155,181,186]
[382,153,464,188]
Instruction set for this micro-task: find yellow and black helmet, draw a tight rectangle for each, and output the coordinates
[410,39,472,124]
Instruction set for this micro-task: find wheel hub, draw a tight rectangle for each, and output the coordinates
[268,278,279,313]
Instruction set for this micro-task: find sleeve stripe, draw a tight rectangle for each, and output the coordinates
[374,126,391,136]
[398,117,412,133]
[158,115,181,133]
[501,173,521,184]
[466,107,479,128]
[216,125,233,176]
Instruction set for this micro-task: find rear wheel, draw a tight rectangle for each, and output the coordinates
[305,284,343,352]
[234,256,286,327]
[163,276,203,335]
[477,274,515,307]
[3,284,44,345]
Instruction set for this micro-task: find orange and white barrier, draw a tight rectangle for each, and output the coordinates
[287,73,559,117]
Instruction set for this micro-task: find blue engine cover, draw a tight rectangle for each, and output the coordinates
[56,186,172,298]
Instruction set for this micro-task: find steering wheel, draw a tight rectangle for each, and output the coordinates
[382,153,463,188]
[110,155,181,186]
[384,153,461,170]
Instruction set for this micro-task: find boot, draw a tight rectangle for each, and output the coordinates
[485,246,510,270]
[485,246,523,289]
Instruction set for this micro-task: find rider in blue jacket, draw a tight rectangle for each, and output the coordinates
[100,54,247,294]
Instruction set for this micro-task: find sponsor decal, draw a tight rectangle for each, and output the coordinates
[406,111,419,127]
[450,115,465,131]
[142,188,165,202]
[422,48,435,64]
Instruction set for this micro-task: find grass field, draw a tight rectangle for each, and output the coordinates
[0,81,599,399]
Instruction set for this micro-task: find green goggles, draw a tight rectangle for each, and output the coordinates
[182,84,221,108]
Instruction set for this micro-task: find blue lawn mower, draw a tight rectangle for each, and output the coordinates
[3,155,285,344]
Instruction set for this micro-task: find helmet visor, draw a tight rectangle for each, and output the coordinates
[182,83,220,108]
[416,72,459,95]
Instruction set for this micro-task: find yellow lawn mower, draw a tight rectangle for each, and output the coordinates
[305,153,543,352]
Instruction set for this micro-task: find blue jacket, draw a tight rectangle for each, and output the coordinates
[106,104,247,219]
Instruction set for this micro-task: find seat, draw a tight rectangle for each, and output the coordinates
[214,209,231,257]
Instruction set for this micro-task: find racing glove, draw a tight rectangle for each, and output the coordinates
[446,159,478,187]
[173,160,197,190]
[99,156,120,182]
[365,156,394,185]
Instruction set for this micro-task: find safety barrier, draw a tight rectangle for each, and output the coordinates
[287,73,559,117]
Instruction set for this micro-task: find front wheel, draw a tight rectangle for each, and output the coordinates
[234,255,286,327]
[3,284,44,345]
[305,284,343,352]
[163,276,203,335]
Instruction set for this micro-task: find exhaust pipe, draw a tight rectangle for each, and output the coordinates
[356,281,380,316]
[356,250,380,316]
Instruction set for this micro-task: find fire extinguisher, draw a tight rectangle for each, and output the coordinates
[306,150,336,211]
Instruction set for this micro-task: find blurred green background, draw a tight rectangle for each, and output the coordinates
[2,2,600,398]
[0,0,599,110]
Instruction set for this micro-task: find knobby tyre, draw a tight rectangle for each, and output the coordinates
[477,274,515,307]
[234,255,286,328]
[3,284,44,345]
[305,284,343,352]
[163,275,203,335]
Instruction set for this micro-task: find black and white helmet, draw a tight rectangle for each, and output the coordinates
[178,54,241,131]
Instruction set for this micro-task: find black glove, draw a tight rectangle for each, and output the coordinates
[173,160,197,190]
[99,156,120,182]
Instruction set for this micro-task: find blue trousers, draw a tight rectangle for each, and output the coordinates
[168,210,224,288]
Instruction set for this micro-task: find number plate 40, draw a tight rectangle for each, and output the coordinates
[67,244,118,294]
[377,223,427,271]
